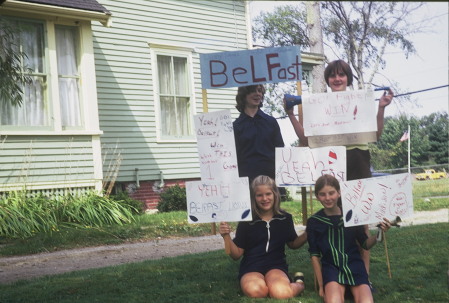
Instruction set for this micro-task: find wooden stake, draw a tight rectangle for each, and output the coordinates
[383,231,392,278]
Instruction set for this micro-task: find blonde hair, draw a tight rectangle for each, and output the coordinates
[250,175,282,219]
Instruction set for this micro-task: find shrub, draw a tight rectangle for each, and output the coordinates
[110,192,145,214]
[157,184,187,212]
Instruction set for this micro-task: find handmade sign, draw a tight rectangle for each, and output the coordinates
[303,90,377,137]
[199,46,302,89]
[341,173,413,227]
[193,109,239,182]
[186,178,252,224]
[275,146,346,186]
[308,132,378,148]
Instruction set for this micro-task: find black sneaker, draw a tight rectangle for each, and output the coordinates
[293,272,305,283]
[369,280,376,293]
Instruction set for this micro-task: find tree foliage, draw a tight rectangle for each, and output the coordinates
[370,112,448,170]
[0,18,32,107]
[252,4,309,48]
[252,1,427,115]
[320,1,424,88]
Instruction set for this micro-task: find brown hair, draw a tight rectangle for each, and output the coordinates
[235,85,265,113]
[250,175,282,219]
[314,174,341,197]
[324,60,353,87]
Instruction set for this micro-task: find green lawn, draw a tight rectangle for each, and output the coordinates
[0,223,447,303]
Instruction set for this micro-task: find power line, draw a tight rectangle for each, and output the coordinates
[276,84,449,119]
[391,84,448,98]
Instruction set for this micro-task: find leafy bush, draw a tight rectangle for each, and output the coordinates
[157,184,187,212]
[0,191,135,239]
[110,192,145,214]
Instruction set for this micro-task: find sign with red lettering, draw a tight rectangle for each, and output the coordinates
[303,90,377,136]
[199,46,302,89]
[186,178,252,223]
[341,173,413,227]
[194,110,239,182]
[275,146,346,186]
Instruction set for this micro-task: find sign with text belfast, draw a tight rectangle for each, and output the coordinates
[341,173,413,227]
[199,46,302,89]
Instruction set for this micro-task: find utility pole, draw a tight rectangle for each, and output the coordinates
[306,1,326,93]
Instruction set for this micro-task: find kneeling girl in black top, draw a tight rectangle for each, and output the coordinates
[219,175,306,299]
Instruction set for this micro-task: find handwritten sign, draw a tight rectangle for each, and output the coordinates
[199,46,302,89]
[186,178,252,223]
[303,90,377,136]
[275,146,346,186]
[308,132,378,148]
[194,110,239,182]
[341,173,413,227]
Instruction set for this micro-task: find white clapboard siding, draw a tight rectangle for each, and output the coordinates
[94,0,248,182]
[0,136,97,191]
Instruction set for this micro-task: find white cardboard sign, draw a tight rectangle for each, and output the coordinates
[193,110,239,182]
[341,173,413,227]
[275,146,347,186]
[186,178,252,224]
[303,90,377,136]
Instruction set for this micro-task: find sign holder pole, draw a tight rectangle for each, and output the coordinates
[202,88,217,236]
[296,81,308,225]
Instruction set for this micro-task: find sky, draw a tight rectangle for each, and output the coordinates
[248,1,449,144]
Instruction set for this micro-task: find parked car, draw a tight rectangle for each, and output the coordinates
[415,169,447,180]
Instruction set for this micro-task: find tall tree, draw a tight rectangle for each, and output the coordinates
[253,1,427,90]
[420,112,449,164]
[320,2,424,89]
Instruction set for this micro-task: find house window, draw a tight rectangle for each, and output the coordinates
[0,20,47,126]
[56,25,82,128]
[0,19,82,129]
[156,54,193,139]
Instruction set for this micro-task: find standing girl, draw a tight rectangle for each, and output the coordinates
[307,174,391,303]
[219,175,306,299]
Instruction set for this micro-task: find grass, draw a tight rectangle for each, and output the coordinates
[0,223,447,303]
[0,178,447,257]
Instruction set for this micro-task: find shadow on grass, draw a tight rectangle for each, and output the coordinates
[1,223,448,303]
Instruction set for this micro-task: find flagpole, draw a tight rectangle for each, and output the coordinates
[408,124,411,174]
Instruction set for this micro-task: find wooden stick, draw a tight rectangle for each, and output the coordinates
[224,236,231,255]
[383,230,392,278]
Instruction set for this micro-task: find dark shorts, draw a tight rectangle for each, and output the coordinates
[346,148,372,181]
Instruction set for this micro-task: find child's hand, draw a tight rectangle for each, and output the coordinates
[379,88,394,108]
[219,222,231,237]
[283,97,294,115]
[378,218,391,232]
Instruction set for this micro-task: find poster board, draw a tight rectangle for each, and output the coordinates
[199,46,302,89]
[275,146,346,186]
[193,110,239,182]
[188,109,252,223]
[303,90,377,137]
[186,178,251,224]
[341,173,413,227]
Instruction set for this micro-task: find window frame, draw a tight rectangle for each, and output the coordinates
[0,16,101,136]
[150,45,196,142]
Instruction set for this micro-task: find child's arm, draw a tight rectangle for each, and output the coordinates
[287,231,307,249]
[363,218,391,250]
[219,222,244,260]
[311,256,325,298]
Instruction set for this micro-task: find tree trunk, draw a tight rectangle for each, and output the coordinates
[306,1,326,93]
